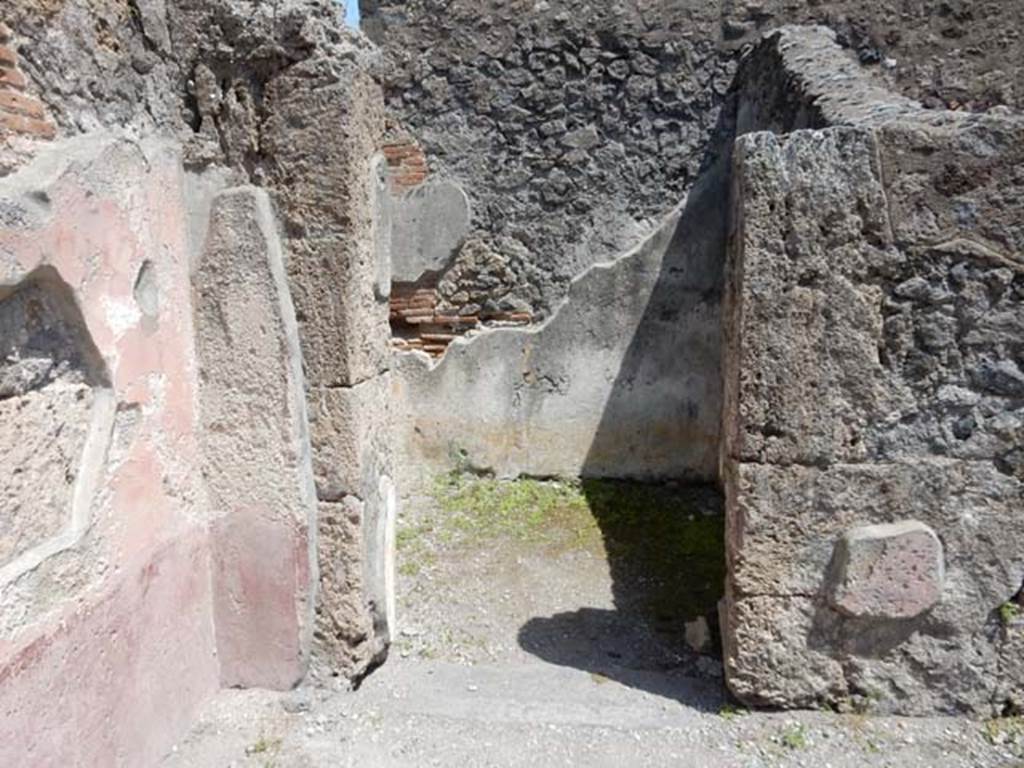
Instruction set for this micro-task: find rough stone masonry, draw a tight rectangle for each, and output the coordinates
[0,0,1021,764]
[721,27,1024,715]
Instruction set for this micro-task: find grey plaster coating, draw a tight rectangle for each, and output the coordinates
[394,197,722,487]
[389,179,471,283]
[721,28,1024,715]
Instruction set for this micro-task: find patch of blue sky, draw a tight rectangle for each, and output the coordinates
[344,1,360,28]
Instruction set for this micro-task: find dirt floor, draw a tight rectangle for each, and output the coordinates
[164,476,1024,767]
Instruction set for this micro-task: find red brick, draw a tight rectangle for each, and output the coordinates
[406,298,436,309]
[0,45,16,68]
[0,90,44,119]
[0,111,55,139]
[0,66,26,90]
[392,172,427,185]
[432,315,479,326]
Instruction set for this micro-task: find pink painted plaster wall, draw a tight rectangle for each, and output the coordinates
[0,137,220,766]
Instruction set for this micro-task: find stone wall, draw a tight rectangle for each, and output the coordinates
[364,0,1023,319]
[0,0,396,761]
[378,0,1023,491]
[721,28,1024,716]
[395,202,722,485]
[376,3,734,485]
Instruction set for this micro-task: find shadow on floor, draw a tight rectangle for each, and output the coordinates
[517,480,726,709]
[518,85,739,708]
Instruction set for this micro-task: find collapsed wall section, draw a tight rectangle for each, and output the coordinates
[721,29,1024,715]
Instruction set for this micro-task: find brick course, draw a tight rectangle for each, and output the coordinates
[382,137,428,193]
[389,284,531,358]
[0,22,56,142]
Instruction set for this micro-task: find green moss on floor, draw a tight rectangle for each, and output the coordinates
[400,473,725,631]
[430,472,599,549]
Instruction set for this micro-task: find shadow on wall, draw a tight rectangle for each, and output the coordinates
[516,98,740,705]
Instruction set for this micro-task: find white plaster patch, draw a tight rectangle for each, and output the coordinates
[379,473,397,640]
[102,294,142,337]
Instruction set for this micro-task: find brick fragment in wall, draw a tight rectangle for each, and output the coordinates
[388,283,532,358]
[0,29,56,141]
[0,90,44,119]
[0,67,26,91]
[382,137,429,193]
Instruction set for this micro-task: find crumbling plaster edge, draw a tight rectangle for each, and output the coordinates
[0,133,184,587]
[393,197,689,371]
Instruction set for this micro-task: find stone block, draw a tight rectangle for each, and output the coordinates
[724,582,1010,715]
[261,73,389,388]
[309,374,393,503]
[316,498,383,675]
[194,186,318,689]
[725,120,1024,474]
[723,127,907,468]
[828,520,943,619]
[725,459,1021,626]
[722,586,847,709]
